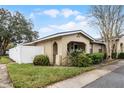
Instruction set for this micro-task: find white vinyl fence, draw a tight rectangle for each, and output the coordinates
[9,45,44,64]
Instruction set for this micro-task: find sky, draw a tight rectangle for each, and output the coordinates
[0,5,100,38]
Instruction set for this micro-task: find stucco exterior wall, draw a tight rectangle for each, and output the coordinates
[117,36,124,53]
[92,43,105,53]
[35,37,62,65]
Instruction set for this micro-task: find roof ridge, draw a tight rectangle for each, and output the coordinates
[23,30,96,45]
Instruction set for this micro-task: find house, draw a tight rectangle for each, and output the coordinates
[21,30,106,65]
[111,34,124,54]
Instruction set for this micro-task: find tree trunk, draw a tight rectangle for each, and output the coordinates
[105,40,112,60]
[0,49,5,56]
[0,39,9,56]
[109,39,112,60]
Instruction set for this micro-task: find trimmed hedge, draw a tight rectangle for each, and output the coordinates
[33,55,50,66]
[118,52,124,59]
[88,53,104,64]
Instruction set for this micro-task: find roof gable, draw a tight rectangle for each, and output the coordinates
[23,30,96,45]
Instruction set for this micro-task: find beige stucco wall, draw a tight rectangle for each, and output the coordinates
[117,36,124,53]
[35,37,62,65]
[92,43,105,53]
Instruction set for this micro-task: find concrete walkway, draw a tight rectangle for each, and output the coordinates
[46,60,124,88]
[0,64,13,88]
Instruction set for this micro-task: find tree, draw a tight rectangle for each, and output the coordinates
[0,8,38,55]
[91,5,124,59]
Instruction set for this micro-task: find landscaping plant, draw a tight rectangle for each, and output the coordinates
[69,51,92,67]
[33,55,50,66]
[118,52,124,59]
[88,53,104,64]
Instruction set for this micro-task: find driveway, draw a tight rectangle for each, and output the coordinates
[84,64,124,88]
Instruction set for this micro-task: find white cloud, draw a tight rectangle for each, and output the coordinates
[31,8,81,18]
[43,9,60,18]
[50,21,78,31]
[61,9,80,18]
[39,20,91,33]
[38,16,100,38]
[75,15,87,21]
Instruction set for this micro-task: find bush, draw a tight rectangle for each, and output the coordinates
[77,53,92,67]
[68,51,81,66]
[118,52,124,59]
[112,52,117,59]
[88,53,104,64]
[69,51,92,67]
[33,55,50,66]
[103,53,107,59]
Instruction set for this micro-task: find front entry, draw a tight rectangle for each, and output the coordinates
[53,42,58,65]
[67,41,86,53]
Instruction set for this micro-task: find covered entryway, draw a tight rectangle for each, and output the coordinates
[67,41,86,53]
[53,42,58,65]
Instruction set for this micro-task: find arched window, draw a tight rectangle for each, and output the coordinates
[120,43,123,52]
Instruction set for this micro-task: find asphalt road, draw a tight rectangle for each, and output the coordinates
[84,65,124,88]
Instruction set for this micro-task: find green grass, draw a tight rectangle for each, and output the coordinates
[0,56,13,64]
[7,64,94,88]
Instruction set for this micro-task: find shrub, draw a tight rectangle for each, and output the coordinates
[77,53,92,67]
[88,53,104,64]
[112,52,117,59]
[69,51,92,67]
[103,53,107,59]
[118,52,124,59]
[33,55,50,66]
[68,51,81,66]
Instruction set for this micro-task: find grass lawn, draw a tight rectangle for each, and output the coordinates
[0,56,13,64]
[7,64,94,88]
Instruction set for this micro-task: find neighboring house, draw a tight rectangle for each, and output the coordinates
[96,34,124,55]
[111,34,124,54]
[21,30,105,65]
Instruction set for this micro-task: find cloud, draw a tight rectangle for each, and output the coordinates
[39,20,92,34]
[50,21,78,31]
[75,15,87,21]
[31,8,81,18]
[43,9,60,18]
[61,9,80,18]
[38,15,99,38]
